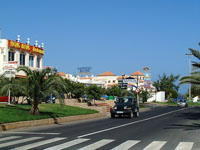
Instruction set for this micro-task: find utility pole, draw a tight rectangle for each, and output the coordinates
[185,53,192,101]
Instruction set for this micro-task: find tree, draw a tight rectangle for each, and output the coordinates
[0,75,9,96]
[139,90,151,103]
[2,66,66,115]
[86,85,103,100]
[180,48,200,97]
[153,73,180,98]
[0,75,26,103]
[70,81,86,99]
[106,86,122,97]
[191,85,200,97]
[121,89,134,97]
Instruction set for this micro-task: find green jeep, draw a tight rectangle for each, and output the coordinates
[110,97,139,118]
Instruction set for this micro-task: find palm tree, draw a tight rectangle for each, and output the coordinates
[0,74,24,99]
[2,66,66,115]
[180,49,200,89]
[153,73,180,98]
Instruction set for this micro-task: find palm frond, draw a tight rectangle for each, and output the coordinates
[189,48,200,60]
[180,75,200,85]
[17,66,32,76]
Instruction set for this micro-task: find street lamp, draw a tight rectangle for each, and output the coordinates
[185,53,192,101]
[8,69,12,105]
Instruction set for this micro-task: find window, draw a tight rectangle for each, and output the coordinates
[37,57,40,68]
[113,80,115,83]
[29,55,34,67]
[20,53,25,65]
[8,51,15,61]
[3,55,6,62]
[108,80,111,83]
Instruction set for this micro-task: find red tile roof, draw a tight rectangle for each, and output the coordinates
[58,72,66,76]
[98,71,116,76]
[131,71,144,76]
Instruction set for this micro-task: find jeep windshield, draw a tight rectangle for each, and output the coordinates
[116,97,134,104]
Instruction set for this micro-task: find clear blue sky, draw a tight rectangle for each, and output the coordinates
[1,0,200,93]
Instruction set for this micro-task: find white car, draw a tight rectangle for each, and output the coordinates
[177,100,188,107]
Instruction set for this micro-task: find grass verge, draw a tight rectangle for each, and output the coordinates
[152,101,200,106]
[0,104,98,124]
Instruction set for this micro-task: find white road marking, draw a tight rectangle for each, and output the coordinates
[78,107,190,138]
[78,139,114,150]
[143,141,167,150]
[111,140,140,150]
[175,142,194,150]
[11,137,66,150]
[0,137,42,148]
[4,131,60,135]
[44,138,89,150]
[0,136,21,142]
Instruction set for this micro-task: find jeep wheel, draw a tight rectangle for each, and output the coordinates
[134,109,139,117]
[129,111,134,118]
[111,114,115,118]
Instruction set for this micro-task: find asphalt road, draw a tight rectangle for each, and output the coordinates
[1,105,200,150]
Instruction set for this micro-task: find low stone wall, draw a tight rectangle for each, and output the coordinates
[0,99,108,131]
[0,113,104,131]
[55,99,107,115]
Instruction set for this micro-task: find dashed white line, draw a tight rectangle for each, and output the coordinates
[143,141,167,150]
[4,132,60,135]
[78,139,114,150]
[175,142,194,150]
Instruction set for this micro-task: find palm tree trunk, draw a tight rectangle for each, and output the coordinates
[29,100,40,115]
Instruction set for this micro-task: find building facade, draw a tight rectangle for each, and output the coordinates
[0,36,44,77]
[93,71,118,89]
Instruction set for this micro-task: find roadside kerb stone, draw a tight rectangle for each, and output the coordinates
[0,112,104,131]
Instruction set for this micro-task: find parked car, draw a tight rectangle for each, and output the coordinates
[177,99,188,107]
[45,95,56,103]
[110,97,139,118]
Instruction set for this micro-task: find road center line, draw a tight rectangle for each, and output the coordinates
[78,107,191,138]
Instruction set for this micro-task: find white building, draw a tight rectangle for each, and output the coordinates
[0,36,44,77]
[57,70,155,91]
[93,71,118,89]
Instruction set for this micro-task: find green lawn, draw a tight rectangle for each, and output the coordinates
[0,104,98,124]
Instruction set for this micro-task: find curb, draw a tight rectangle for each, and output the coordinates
[0,107,150,132]
[0,113,104,131]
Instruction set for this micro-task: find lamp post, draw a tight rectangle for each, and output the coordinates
[8,69,12,105]
[185,53,192,101]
